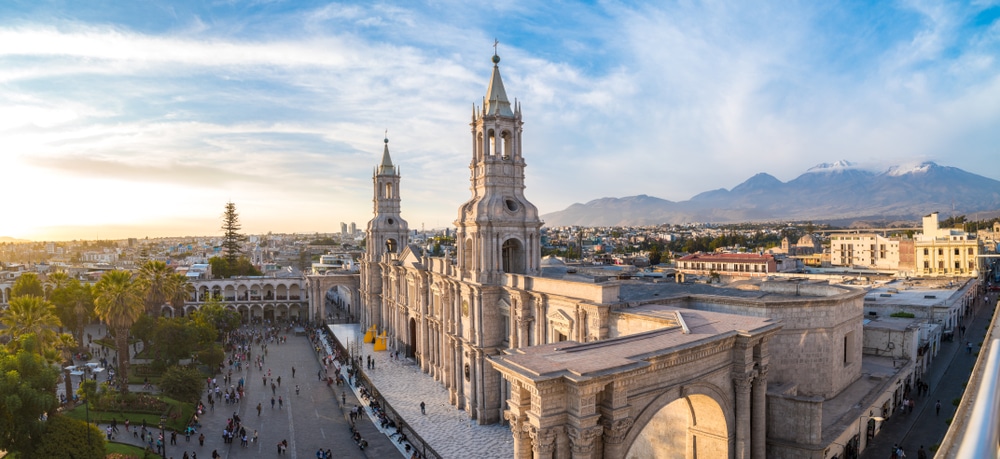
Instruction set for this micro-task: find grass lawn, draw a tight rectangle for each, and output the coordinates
[106,441,161,459]
[64,395,195,432]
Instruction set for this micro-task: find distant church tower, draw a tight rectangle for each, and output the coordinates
[360,136,409,327]
[455,51,542,285]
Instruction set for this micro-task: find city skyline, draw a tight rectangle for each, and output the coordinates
[2,1,999,241]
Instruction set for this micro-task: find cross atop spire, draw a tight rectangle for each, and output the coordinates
[379,132,394,174]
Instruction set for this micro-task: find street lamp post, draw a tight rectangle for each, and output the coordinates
[160,415,167,458]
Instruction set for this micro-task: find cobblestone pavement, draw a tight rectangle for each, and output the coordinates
[67,324,397,459]
[329,324,514,459]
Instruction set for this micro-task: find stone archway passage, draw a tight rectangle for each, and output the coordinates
[627,394,728,459]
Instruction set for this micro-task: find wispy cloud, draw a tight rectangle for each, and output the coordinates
[1,0,998,240]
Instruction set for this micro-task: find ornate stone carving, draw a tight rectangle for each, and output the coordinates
[733,373,753,393]
[568,425,603,454]
[601,417,633,444]
[529,426,559,455]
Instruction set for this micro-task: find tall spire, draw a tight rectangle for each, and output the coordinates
[379,133,394,174]
[484,45,513,117]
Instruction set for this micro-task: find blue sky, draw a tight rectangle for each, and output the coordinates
[2,0,999,241]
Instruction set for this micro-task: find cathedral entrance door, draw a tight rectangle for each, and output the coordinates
[408,317,417,360]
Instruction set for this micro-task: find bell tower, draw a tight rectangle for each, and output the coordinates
[361,136,409,326]
[455,52,542,285]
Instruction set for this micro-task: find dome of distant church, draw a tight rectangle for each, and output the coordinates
[797,234,816,246]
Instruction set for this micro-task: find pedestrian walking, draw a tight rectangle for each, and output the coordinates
[257,402,262,416]
[342,392,346,406]
[279,396,283,409]
[292,366,296,378]
[271,396,275,408]
[199,433,205,446]
[935,400,941,416]
[296,384,300,396]
[968,342,973,354]
[420,401,425,414]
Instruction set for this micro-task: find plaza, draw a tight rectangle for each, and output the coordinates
[63,321,512,458]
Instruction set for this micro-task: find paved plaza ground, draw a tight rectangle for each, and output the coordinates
[327,324,514,459]
[64,322,513,458]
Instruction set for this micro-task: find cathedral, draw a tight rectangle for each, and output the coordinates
[360,50,543,424]
[358,52,903,459]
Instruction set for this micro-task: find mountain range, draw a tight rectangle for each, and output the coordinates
[541,161,1000,227]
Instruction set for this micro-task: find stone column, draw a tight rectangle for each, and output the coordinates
[568,426,603,459]
[752,366,768,459]
[506,382,534,459]
[530,426,558,459]
[734,374,753,459]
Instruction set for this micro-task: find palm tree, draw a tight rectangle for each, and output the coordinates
[0,295,62,356]
[46,271,73,299]
[137,260,173,316]
[94,270,143,393]
[51,278,94,349]
[166,272,193,315]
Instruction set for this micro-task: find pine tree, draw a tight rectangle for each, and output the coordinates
[221,202,247,267]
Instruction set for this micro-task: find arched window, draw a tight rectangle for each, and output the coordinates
[386,238,398,254]
[385,182,394,199]
[501,238,525,274]
[501,130,512,159]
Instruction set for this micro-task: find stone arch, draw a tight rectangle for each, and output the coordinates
[501,237,526,274]
[386,238,399,254]
[224,285,236,301]
[160,306,174,318]
[625,387,732,459]
[185,305,198,316]
[237,305,250,322]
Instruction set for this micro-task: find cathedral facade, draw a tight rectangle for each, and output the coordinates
[358,53,889,459]
[360,52,548,424]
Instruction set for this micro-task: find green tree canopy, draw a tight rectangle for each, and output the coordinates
[0,347,60,455]
[160,365,205,403]
[191,300,240,337]
[32,413,105,459]
[137,260,175,316]
[50,278,94,350]
[221,201,247,266]
[11,272,45,299]
[208,256,262,279]
[93,270,144,393]
[1,295,62,356]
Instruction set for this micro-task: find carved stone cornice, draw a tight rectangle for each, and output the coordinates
[601,417,633,445]
[650,337,735,370]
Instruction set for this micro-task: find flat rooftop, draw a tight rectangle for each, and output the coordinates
[865,278,971,308]
[494,307,777,382]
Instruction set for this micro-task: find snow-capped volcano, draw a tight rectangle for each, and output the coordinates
[806,160,857,173]
[541,160,1000,226]
[884,161,936,177]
